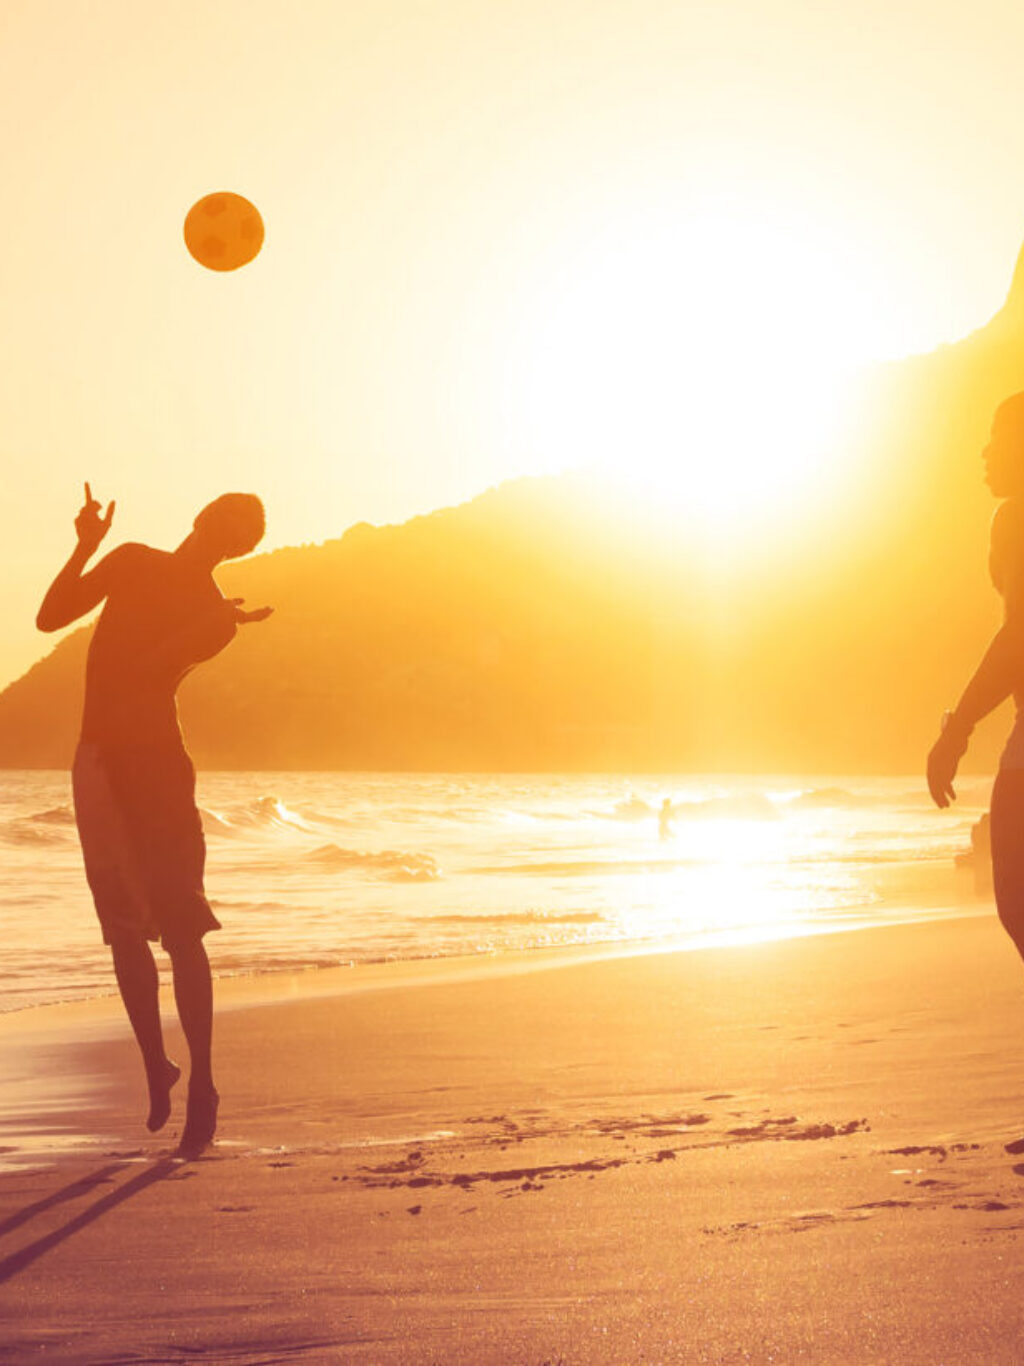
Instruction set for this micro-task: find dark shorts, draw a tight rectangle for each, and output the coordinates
[72,741,221,948]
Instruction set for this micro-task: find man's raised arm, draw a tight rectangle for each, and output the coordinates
[37,483,120,632]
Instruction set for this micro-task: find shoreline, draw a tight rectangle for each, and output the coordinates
[0,896,992,1042]
[0,859,990,1026]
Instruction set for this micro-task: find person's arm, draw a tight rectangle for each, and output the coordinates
[146,597,273,680]
[36,484,120,632]
[928,506,1024,806]
[946,627,1022,733]
[927,624,1022,805]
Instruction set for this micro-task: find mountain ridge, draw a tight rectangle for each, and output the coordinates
[4,242,1024,773]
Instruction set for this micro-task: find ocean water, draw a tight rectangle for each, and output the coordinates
[0,771,994,1014]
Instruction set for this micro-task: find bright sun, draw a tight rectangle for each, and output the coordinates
[507,201,876,546]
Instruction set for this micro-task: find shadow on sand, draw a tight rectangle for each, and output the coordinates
[0,1156,178,1283]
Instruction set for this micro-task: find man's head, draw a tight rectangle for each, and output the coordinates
[192,493,266,562]
[984,393,1024,498]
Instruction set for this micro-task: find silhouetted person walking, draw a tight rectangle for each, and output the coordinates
[38,485,270,1158]
[928,393,1024,1150]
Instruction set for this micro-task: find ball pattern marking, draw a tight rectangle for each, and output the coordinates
[184,192,264,272]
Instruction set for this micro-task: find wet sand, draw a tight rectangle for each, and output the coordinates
[4,915,1024,1363]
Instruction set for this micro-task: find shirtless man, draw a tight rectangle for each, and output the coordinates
[37,485,270,1158]
[928,393,1024,1017]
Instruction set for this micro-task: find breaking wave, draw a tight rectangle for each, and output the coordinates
[201,795,313,836]
[304,843,441,882]
[1,821,71,846]
[601,793,779,822]
[783,787,877,808]
[26,805,76,824]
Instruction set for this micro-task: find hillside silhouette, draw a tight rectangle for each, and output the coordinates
[4,242,1024,773]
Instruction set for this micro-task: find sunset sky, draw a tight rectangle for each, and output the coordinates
[3,0,1024,688]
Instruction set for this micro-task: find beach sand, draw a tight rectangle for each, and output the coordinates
[4,915,1024,1363]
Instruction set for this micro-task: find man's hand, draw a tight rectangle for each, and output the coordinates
[927,735,960,808]
[927,717,971,808]
[75,482,114,557]
[227,598,273,625]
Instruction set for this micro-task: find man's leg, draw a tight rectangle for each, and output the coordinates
[109,934,181,1132]
[166,936,218,1157]
[988,770,1024,1155]
[991,769,1024,962]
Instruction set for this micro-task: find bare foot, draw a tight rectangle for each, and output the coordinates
[177,1084,219,1160]
[146,1058,182,1133]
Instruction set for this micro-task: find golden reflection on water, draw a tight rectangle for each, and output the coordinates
[614,817,875,948]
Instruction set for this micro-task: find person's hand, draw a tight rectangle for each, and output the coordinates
[227,598,273,625]
[927,719,970,808]
[75,482,114,556]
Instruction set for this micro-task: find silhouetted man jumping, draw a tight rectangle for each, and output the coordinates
[38,485,270,1158]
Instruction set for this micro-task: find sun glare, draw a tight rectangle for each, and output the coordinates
[508,203,876,546]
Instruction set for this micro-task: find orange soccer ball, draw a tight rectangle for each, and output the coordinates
[183,192,264,272]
